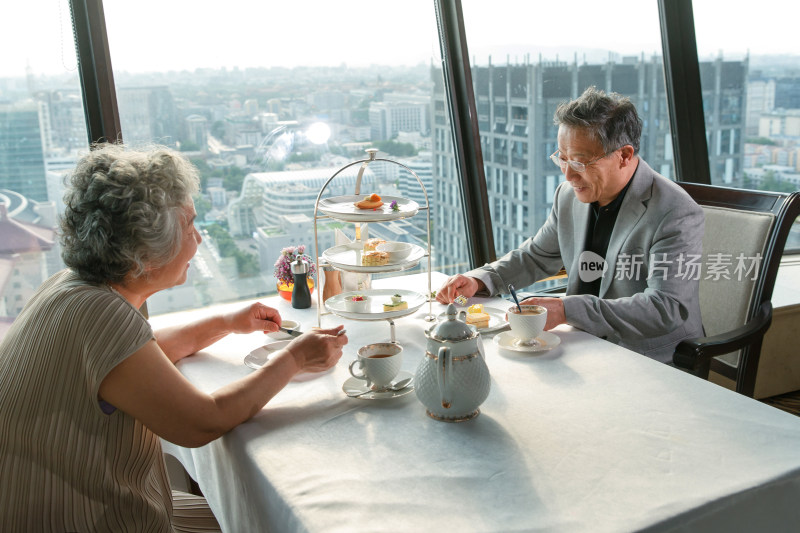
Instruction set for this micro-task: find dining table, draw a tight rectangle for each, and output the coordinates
[154,272,800,533]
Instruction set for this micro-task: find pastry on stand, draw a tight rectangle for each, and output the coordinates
[383,294,408,312]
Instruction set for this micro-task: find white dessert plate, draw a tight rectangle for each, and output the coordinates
[342,371,415,400]
[245,341,334,381]
[437,306,510,335]
[317,195,419,222]
[322,242,426,273]
[492,330,561,353]
[325,289,426,320]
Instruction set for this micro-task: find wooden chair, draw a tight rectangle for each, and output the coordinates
[673,183,800,397]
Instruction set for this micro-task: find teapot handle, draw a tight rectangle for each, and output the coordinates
[436,345,452,409]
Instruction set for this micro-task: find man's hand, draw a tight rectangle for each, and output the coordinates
[436,274,484,304]
[519,297,566,330]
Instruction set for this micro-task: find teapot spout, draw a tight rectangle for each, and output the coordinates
[436,345,452,409]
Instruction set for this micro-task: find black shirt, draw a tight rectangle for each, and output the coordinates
[576,175,635,296]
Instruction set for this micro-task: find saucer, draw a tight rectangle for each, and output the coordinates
[342,370,415,400]
[492,330,561,353]
[245,341,333,382]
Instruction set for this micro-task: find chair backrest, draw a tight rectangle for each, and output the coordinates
[697,205,773,365]
[677,182,800,384]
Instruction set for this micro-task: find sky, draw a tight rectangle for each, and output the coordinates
[2,0,798,79]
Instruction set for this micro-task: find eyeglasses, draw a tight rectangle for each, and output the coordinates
[549,149,618,173]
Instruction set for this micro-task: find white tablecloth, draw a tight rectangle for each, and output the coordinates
[155,273,800,533]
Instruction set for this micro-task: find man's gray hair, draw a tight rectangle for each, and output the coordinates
[554,86,643,154]
[60,143,200,284]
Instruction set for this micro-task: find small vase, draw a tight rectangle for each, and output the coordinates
[276,279,315,301]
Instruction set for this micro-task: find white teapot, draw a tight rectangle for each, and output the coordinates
[414,304,490,422]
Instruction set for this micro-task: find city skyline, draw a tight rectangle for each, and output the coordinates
[3,1,800,79]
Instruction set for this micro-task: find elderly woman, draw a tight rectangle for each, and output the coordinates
[0,144,347,531]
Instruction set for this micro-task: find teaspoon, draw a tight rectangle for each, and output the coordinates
[347,376,413,398]
[508,284,522,313]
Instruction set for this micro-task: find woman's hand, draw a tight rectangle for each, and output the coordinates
[226,302,282,335]
[283,325,348,373]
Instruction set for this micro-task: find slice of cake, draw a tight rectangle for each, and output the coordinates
[383,293,408,312]
[465,312,490,329]
[363,238,387,251]
[362,251,390,266]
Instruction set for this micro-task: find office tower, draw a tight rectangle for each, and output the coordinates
[700,58,748,185]
[774,77,800,110]
[369,98,430,141]
[117,86,178,146]
[0,101,48,202]
[431,56,746,275]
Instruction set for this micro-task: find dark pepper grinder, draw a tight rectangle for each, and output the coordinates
[291,258,312,309]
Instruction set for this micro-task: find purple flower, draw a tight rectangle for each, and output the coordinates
[390,200,399,211]
[274,244,316,285]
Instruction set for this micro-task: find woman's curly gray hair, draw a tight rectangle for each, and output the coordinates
[60,143,199,284]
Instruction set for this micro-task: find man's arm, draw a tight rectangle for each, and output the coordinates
[464,184,567,297]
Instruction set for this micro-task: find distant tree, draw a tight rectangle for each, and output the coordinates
[204,223,259,277]
[179,141,200,152]
[287,152,319,163]
[211,120,225,139]
[745,137,778,146]
[759,170,797,193]
[232,250,260,277]
[222,166,248,192]
[373,140,417,157]
[194,195,212,221]
[351,109,369,125]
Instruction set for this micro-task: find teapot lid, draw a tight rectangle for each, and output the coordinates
[429,303,475,341]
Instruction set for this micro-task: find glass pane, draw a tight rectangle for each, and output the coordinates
[694,0,800,251]
[460,0,669,291]
[0,1,88,336]
[102,1,461,314]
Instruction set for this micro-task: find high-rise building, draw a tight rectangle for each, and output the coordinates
[369,98,430,141]
[431,56,746,275]
[700,58,748,185]
[117,86,178,146]
[774,77,800,110]
[0,101,48,202]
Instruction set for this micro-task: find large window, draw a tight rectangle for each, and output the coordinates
[100,1,462,315]
[0,1,88,330]
[460,0,670,289]
[693,0,800,251]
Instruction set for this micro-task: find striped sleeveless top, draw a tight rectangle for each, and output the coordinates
[0,269,174,531]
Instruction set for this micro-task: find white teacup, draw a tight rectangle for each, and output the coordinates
[267,319,300,340]
[349,343,403,389]
[507,305,547,346]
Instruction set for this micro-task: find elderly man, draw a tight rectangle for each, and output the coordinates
[437,86,704,363]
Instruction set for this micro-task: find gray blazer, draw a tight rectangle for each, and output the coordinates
[469,159,705,363]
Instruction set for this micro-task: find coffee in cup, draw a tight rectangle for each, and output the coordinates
[507,305,547,346]
[349,343,403,388]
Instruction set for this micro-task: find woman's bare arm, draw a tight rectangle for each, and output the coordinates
[98,326,347,447]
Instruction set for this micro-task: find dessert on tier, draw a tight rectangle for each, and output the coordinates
[344,294,370,313]
[354,193,383,209]
[465,303,490,329]
[383,293,408,312]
